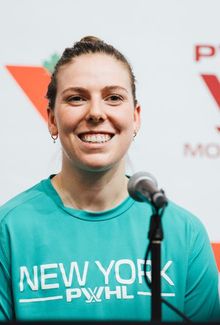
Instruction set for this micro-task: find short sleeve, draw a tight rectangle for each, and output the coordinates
[184,218,220,321]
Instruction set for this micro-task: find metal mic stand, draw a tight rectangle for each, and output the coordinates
[148,206,164,322]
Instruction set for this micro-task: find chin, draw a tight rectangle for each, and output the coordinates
[80,164,114,173]
[76,158,121,173]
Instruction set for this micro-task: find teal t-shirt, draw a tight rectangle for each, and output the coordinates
[0,177,219,321]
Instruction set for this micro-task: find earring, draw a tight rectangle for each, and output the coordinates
[51,134,58,143]
[133,130,137,140]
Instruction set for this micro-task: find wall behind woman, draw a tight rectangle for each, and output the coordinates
[0,0,220,271]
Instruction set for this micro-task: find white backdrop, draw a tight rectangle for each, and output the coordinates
[0,0,220,269]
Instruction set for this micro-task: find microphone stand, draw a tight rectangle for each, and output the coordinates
[148,206,164,322]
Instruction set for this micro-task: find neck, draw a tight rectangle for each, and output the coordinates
[52,161,129,212]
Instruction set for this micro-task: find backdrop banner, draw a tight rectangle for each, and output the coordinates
[0,0,220,280]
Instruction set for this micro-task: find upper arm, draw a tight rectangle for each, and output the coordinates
[0,222,13,320]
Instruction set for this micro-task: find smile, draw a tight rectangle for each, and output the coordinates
[78,133,114,143]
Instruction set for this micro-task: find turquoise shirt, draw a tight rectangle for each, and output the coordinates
[0,177,219,321]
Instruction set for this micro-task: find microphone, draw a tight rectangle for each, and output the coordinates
[127,171,168,209]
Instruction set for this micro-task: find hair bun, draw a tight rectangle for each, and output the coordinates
[79,36,103,43]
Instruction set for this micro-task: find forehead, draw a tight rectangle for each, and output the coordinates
[56,53,131,91]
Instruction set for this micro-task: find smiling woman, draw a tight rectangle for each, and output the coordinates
[46,38,140,211]
[0,36,219,322]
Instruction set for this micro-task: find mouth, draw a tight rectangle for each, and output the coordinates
[78,133,114,144]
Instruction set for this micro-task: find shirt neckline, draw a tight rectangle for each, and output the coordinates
[42,175,136,221]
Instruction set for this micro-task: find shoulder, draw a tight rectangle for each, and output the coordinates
[134,198,206,231]
[164,200,207,231]
[163,201,213,257]
[0,178,49,225]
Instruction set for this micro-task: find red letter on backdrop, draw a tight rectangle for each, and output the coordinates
[201,74,220,132]
[195,45,215,61]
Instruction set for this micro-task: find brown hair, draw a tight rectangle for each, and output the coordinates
[46,36,137,109]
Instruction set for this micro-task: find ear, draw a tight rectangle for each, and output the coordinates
[47,108,58,136]
[133,103,141,134]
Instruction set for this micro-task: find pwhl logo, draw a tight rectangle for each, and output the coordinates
[184,44,220,159]
[6,54,59,122]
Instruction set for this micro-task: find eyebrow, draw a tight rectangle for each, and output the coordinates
[61,85,128,95]
[61,87,88,96]
[102,86,128,93]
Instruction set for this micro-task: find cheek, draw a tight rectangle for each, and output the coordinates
[111,105,134,121]
[55,110,81,133]
[113,115,135,145]
[114,110,137,132]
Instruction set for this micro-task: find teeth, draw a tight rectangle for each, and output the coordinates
[80,134,112,143]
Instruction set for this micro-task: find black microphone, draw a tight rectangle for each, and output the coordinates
[127,171,168,209]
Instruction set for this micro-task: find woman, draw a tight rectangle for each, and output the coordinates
[0,36,219,321]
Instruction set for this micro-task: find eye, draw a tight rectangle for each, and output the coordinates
[65,95,86,105]
[105,94,123,105]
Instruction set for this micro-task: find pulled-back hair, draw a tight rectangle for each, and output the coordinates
[46,36,137,110]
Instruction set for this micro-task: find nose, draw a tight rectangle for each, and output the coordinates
[85,99,106,123]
